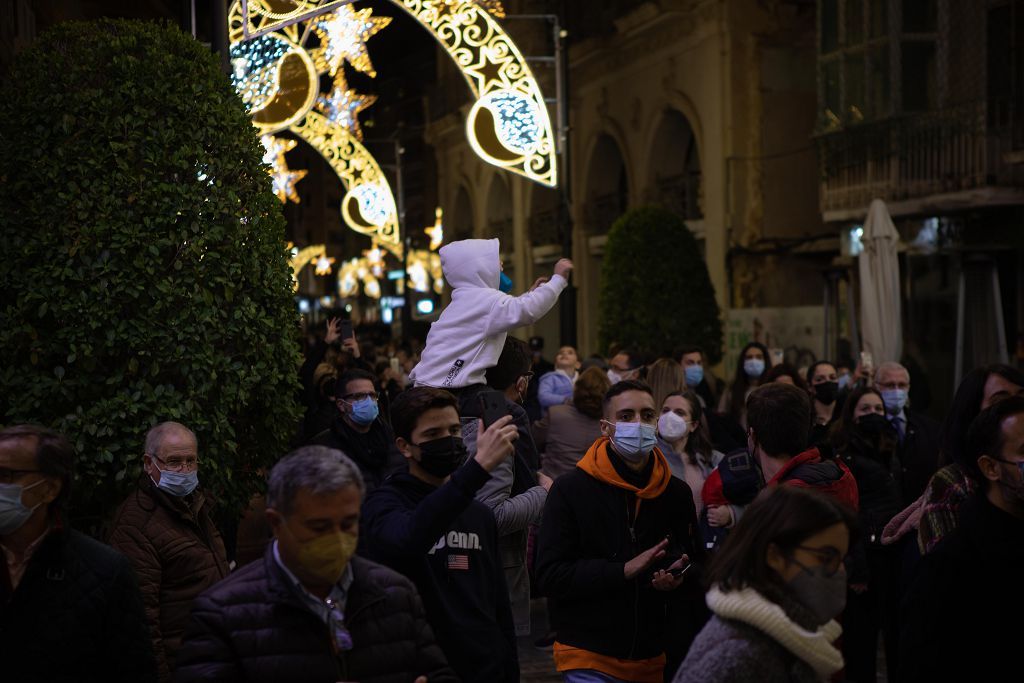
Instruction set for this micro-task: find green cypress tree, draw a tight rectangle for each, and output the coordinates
[0,20,301,524]
[598,205,723,362]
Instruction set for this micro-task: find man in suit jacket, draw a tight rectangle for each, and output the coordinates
[876,362,942,504]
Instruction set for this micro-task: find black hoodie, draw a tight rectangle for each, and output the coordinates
[360,459,518,683]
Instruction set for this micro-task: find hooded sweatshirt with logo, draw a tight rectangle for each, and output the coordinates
[535,437,708,682]
[409,239,567,389]
[359,459,518,683]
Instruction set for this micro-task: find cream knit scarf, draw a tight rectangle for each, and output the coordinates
[706,585,844,677]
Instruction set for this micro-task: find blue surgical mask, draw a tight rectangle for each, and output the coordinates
[608,421,658,463]
[349,396,379,426]
[881,388,907,415]
[684,365,704,387]
[0,479,45,535]
[156,470,199,497]
[498,272,513,293]
[743,358,765,379]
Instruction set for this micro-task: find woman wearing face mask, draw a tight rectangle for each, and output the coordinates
[831,388,902,683]
[674,485,857,683]
[807,361,842,449]
[657,390,724,515]
[718,342,772,432]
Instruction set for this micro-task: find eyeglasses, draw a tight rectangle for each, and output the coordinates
[342,391,378,402]
[877,381,910,391]
[992,456,1024,476]
[151,455,199,473]
[791,545,845,577]
[0,468,41,485]
[325,598,354,652]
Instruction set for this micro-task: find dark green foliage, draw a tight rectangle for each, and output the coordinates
[0,20,302,523]
[598,206,723,363]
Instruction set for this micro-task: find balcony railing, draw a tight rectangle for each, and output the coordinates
[817,100,1024,215]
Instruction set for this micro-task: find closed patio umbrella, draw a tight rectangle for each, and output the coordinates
[858,198,903,365]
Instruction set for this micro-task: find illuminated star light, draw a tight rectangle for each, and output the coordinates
[261,135,308,204]
[425,206,444,251]
[315,74,377,140]
[315,254,336,275]
[313,6,392,77]
[468,44,514,95]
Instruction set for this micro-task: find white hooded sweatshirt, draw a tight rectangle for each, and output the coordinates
[409,238,567,389]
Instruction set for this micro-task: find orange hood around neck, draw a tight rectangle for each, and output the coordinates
[576,436,672,500]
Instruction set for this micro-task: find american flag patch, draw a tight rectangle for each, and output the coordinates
[447,554,469,570]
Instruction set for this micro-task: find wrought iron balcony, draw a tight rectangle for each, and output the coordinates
[817,100,1024,217]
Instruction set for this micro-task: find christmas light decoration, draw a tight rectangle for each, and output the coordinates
[425,206,444,251]
[289,243,327,290]
[315,254,336,275]
[315,73,377,140]
[311,6,392,77]
[393,0,557,187]
[261,135,307,203]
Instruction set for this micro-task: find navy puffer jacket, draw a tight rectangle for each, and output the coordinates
[173,548,457,683]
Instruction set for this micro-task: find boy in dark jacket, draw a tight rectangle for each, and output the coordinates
[360,386,521,683]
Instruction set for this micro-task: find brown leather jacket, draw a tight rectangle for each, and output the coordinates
[109,477,229,681]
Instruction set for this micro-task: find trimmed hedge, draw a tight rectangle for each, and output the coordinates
[0,20,302,523]
[598,205,723,363]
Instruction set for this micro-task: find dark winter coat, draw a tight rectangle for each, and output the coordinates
[360,462,519,683]
[899,493,1024,682]
[893,409,942,505]
[109,478,229,680]
[173,550,457,683]
[310,416,406,493]
[534,455,708,663]
[1,526,157,683]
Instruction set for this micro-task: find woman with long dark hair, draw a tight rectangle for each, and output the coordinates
[674,486,858,683]
[832,386,902,683]
[718,342,772,430]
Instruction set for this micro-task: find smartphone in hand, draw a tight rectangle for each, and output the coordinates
[340,319,354,341]
[478,389,507,429]
[668,563,692,578]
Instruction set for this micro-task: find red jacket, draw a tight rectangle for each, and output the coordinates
[701,448,859,513]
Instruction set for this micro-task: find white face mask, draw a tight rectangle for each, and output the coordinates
[658,411,688,441]
[607,369,622,384]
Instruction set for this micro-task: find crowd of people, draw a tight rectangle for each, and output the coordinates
[3,237,1023,682]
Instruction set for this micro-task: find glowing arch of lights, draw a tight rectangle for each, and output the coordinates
[392,0,557,187]
[229,1,400,253]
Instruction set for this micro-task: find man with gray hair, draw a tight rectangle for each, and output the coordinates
[110,421,229,681]
[174,446,456,682]
[874,362,942,503]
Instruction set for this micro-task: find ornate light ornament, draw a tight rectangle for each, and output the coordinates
[261,135,307,203]
[424,206,444,251]
[229,1,399,250]
[393,0,557,187]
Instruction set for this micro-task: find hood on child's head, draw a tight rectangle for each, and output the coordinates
[439,238,501,290]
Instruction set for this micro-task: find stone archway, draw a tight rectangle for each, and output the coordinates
[647,109,702,220]
[582,134,629,235]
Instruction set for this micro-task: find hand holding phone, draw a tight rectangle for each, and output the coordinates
[478,389,507,429]
[668,562,692,578]
[340,319,354,341]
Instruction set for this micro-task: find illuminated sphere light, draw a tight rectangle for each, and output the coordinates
[230,35,289,112]
[343,183,392,228]
[487,90,541,155]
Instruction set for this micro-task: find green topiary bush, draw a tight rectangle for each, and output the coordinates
[598,205,723,363]
[0,19,302,525]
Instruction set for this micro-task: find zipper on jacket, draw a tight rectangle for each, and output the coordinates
[625,491,639,659]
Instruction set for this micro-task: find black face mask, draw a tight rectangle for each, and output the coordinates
[814,381,839,405]
[414,436,468,478]
[856,413,892,438]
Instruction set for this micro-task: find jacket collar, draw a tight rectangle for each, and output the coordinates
[576,436,672,499]
[137,475,206,522]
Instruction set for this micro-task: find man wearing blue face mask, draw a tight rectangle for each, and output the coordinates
[874,362,942,504]
[311,369,406,494]
[535,380,708,682]
[109,421,229,682]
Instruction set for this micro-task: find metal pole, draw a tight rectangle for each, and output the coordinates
[212,0,230,73]
[555,5,577,348]
[954,261,966,389]
[394,137,410,339]
[846,270,860,363]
